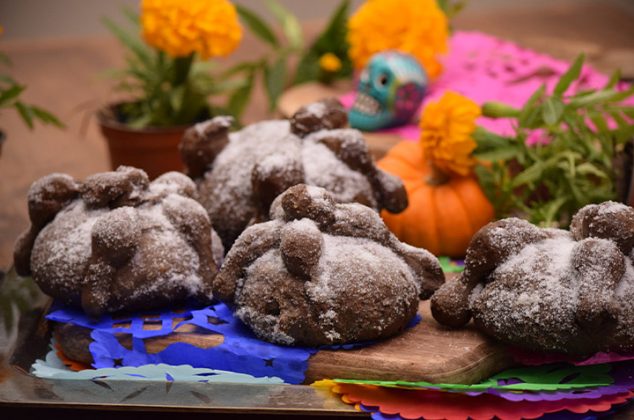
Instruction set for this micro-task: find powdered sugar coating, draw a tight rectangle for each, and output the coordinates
[15,166,220,317]
[431,201,634,355]
[215,184,443,346]
[181,99,408,250]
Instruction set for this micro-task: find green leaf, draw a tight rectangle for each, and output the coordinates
[266,0,303,50]
[0,74,17,86]
[196,77,249,96]
[317,0,350,49]
[126,113,153,129]
[264,55,287,111]
[236,4,279,47]
[30,105,65,128]
[474,164,498,206]
[290,0,352,85]
[481,101,521,118]
[518,84,546,128]
[474,145,519,162]
[102,16,152,67]
[227,70,255,120]
[589,113,609,134]
[0,84,25,106]
[618,106,634,119]
[293,51,321,85]
[221,61,259,79]
[569,86,634,108]
[542,196,568,224]
[473,127,512,150]
[553,53,584,97]
[15,101,34,128]
[511,161,546,188]
[576,162,608,179]
[169,85,186,113]
[542,97,564,126]
[121,6,141,28]
[604,69,621,90]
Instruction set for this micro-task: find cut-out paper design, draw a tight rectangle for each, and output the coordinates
[510,347,634,367]
[54,342,90,371]
[438,257,464,273]
[33,343,284,384]
[363,408,620,420]
[47,302,420,384]
[341,31,634,142]
[324,382,634,420]
[47,302,317,384]
[330,363,614,392]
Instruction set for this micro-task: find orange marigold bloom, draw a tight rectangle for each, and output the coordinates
[319,53,342,73]
[141,0,242,59]
[347,0,448,79]
[420,91,481,177]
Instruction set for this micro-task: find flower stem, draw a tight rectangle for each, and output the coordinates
[426,162,450,186]
[173,53,195,87]
[482,101,521,118]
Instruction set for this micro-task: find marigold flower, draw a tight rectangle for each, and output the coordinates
[420,91,481,177]
[347,0,448,79]
[319,53,342,73]
[141,0,242,59]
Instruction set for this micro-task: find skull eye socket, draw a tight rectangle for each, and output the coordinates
[375,73,389,88]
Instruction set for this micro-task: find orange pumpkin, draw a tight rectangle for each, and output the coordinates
[378,141,494,257]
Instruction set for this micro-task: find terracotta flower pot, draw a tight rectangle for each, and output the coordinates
[97,104,187,179]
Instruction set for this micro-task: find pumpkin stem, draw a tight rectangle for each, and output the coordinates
[426,162,450,186]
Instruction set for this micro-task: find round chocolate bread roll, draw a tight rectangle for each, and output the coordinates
[431,201,634,355]
[213,184,444,346]
[179,98,408,250]
[14,166,223,317]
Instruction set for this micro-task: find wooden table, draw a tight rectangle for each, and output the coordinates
[1,0,634,270]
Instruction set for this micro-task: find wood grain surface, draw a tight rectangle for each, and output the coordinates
[55,298,515,385]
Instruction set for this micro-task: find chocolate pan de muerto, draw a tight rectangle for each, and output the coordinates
[14,166,223,317]
[213,184,444,346]
[179,98,408,250]
[431,201,634,355]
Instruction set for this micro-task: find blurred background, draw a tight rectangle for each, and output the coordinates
[2,0,634,45]
[0,0,633,270]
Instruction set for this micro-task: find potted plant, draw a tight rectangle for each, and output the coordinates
[99,1,243,179]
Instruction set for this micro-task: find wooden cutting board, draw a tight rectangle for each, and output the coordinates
[55,299,516,385]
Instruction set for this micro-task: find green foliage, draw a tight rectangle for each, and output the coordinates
[436,0,468,22]
[228,0,354,116]
[104,11,252,127]
[473,54,634,227]
[0,272,42,335]
[293,0,353,85]
[0,51,64,130]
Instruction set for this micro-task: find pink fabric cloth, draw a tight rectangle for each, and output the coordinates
[342,31,631,141]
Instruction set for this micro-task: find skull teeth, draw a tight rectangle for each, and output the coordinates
[352,92,380,115]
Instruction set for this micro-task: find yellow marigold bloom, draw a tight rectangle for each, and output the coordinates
[319,53,342,73]
[420,91,481,177]
[141,0,242,59]
[348,0,448,79]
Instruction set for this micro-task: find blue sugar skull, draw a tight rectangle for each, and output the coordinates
[349,51,428,131]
